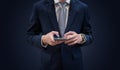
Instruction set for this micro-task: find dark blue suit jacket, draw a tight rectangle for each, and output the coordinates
[27,0,93,70]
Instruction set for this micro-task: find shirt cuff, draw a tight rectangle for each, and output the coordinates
[41,35,48,48]
[80,33,87,44]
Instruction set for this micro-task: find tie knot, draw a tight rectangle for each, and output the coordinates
[57,2,68,8]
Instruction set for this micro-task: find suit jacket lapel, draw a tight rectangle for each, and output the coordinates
[46,0,79,34]
[65,0,79,33]
[46,0,60,32]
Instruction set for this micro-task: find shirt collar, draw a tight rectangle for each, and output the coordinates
[54,0,70,4]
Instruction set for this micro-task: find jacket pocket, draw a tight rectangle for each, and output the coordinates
[72,47,82,60]
[39,51,51,69]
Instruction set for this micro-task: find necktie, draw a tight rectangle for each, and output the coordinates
[58,2,67,37]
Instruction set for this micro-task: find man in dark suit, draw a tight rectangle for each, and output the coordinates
[27,0,93,70]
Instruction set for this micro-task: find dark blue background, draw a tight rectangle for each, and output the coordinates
[0,0,119,70]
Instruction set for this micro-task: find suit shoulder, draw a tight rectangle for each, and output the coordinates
[33,0,46,7]
[78,1,88,8]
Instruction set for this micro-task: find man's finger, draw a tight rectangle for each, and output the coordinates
[50,31,59,42]
[64,31,76,38]
[52,31,59,37]
[65,37,77,44]
[66,34,77,40]
[68,41,78,46]
[50,35,55,43]
[64,31,75,36]
[49,42,56,46]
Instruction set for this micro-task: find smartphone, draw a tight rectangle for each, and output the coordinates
[54,37,68,41]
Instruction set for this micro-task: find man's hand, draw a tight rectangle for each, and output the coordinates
[64,31,83,46]
[42,31,63,46]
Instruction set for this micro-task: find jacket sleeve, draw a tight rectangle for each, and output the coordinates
[80,5,94,46]
[26,4,44,49]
